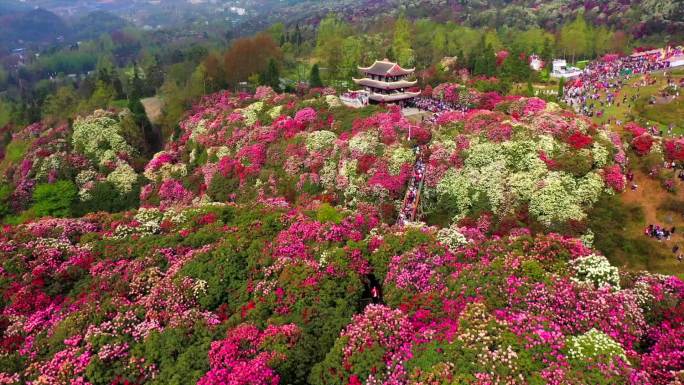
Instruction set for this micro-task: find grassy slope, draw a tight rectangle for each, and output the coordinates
[584,70,684,278]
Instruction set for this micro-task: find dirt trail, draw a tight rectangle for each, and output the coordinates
[621,170,684,246]
[141,97,164,125]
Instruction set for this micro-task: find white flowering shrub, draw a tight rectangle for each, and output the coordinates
[72,110,135,166]
[528,173,587,226]
[325,95,342,108]
[319,159,339,190]
[389,146,415,174]
[591,141,610,168]
[189,119,207,140]
[580,229,594,247]
[107,162,138,194]
[431,133,609,228]
[207,146,231,160]
[144,162,188,182]
[268,105,283,120]
[34,154,63,181]
[437,225,469,250]
[571,254,620,289]
[566,329,626,362]
[113,207,163,239]
[240,101,264,126]
[306,130,338,153]
[349,131,380,156]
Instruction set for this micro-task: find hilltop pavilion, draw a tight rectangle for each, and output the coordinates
[351,59,420,105]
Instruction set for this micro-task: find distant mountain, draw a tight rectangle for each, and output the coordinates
[0,6,133,47]
[234,0,684,38]
[71,10,131,40]
[0,8,68,46]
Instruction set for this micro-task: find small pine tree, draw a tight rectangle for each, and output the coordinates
[309,64,324,88]
[558,77,565,99]
[260,58,281,91]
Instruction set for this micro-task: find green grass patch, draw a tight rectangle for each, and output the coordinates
[639,97,684,131]
[589,194,662,270]
[110,99,129,109]
[0,101,10,127]
[4,140,29,162]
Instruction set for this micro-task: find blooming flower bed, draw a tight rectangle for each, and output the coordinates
[0,86,682,385]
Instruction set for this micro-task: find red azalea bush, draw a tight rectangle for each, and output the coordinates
[632,134,654,156]
[624,122,647,137]
[567,131,594,149]
[603,165,626,192]
[198,323,300,385]
[663,138,684,161]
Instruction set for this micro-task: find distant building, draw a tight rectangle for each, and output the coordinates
[669,55,684,68]
[351,59,420,105]
[550,59,582,79]
[529,54,544,71]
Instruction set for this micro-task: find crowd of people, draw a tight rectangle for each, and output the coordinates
[562,49,682,120]
[644,225,684,262]
[645,224,675,241]
[408,97,457,113]
[408,97,470,126]
[398,146,427,225]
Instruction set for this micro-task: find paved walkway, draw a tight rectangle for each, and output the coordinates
[398,147,427,225]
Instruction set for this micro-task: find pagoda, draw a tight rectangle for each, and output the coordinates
[352,59,420,105]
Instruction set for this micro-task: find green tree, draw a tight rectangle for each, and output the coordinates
[526,79,534,97]
[95,56,115,85]
[187,64,209,99]
[558,77,565,98]
[0,67,7,89]
[483,30,503,51]
[315,14,348,80]
[591,26,613,57]
[159,79,186,140]
[541,38,554,64]
[341,36,363,79]
[31,181,77,218]
[432,27,448,62]
[121,102,153,155]
[145,55,165,92]
[559,13,590,62]
[393,15,415,67]
[447,24,480,60]
[42,85,78,122]
[75,180,140,215]
[83,80,115,112]
[472,36,496,77]
[260,58,281,91]
[267,22,285,46]
[515,28,554,54]
[0,183,11,219]
[309,64,324,88]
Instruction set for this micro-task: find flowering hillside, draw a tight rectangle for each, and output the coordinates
[138,85,622,232]
[0,110,146,222]
[0,86,683,384]
[1,204,682,384]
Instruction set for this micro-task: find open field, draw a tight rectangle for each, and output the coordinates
[583,69,684,277]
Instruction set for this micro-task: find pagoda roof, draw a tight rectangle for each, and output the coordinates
[358,59,415,76]
[352,78,418,89]
[367,91,420,102]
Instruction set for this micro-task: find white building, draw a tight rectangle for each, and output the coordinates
[550,59,582,79]
[668,55,684,68]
